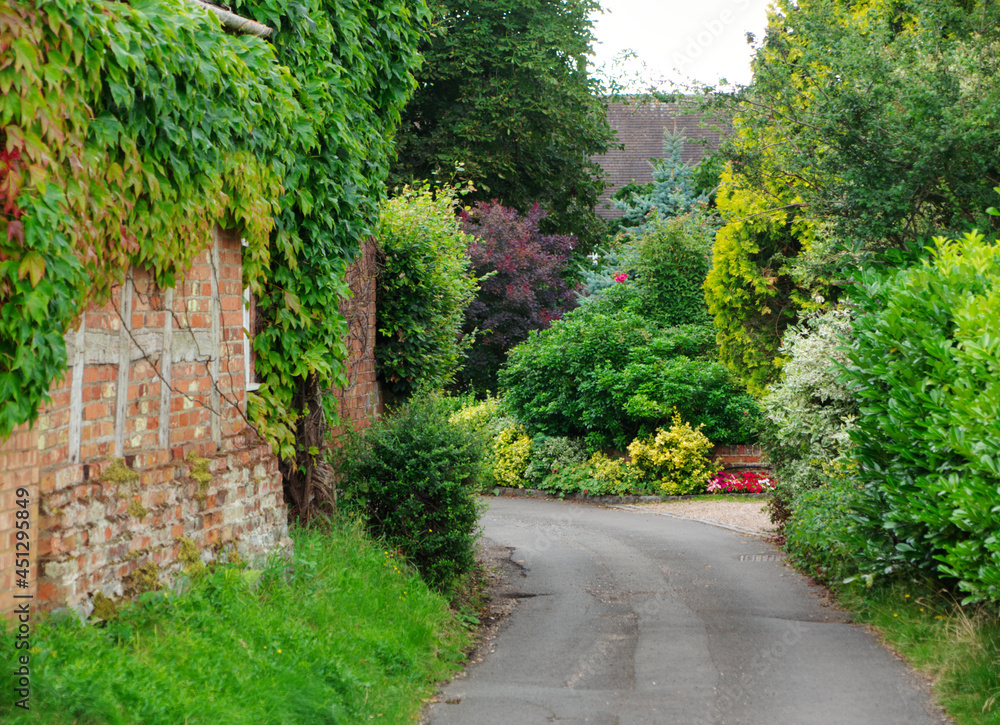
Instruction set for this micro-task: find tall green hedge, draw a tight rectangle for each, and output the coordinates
[374,186,477,399]
[844,230,1000,602]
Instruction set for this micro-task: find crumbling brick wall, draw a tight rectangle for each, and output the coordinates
[0,227,290,619]
[330,236,382,436]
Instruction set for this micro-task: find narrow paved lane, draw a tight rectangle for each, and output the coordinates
[427,496,947,725]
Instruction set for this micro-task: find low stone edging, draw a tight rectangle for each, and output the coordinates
[490,486,770,505]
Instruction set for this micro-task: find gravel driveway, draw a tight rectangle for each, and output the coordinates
[622,498,776,536]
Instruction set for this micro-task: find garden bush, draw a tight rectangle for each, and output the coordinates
[627,213,715,328]
[525,435,589,487]
[586,452,645,496]
[375,186,478,399]
[761,307,857,484]
[843,230,1000,601]
[782,468,896,588]
[334,392,487,590]
[760,306,858,528]
[501,209,757,448]
[500,304,758,448]
[455,201,578,394]
[534,461,594,495]
[490,425,533,489]
[627,412,721,495]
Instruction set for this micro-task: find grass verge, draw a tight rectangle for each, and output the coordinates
[836,582,1000,724]
[1,519,471,724]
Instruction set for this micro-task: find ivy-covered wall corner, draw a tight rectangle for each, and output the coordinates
[0,227,291,618]
[0,0,429,615]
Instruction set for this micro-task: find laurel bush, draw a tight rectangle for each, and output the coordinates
[843,230,1000,601]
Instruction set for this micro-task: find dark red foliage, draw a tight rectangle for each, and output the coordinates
[456,201,578,393]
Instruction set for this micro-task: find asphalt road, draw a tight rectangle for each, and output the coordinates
[426,496,948,725]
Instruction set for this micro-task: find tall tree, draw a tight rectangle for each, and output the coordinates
[706,0,1000,391]
[728,0,1000,251]
[389,0,614,246]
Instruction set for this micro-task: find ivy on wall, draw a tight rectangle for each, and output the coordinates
[0,0,427,490]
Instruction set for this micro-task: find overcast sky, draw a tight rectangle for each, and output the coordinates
[589,0,775,89]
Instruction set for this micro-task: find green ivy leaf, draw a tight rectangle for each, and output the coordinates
[17,251,46,288]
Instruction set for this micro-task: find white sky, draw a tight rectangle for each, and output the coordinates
[589,0,775,90]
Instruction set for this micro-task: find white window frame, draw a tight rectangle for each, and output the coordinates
[241,238,261,392]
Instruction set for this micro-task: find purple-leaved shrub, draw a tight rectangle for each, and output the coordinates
[456,201,578,394]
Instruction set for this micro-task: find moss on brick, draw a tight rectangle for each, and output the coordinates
[92,592,118,621]
[101,458,140,498]
[124,547,153,561]
[186,451,213,501]
[178,537,205,577]
[127,499,150,520]
[124,562,161,597]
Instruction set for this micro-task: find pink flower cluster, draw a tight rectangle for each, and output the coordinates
[613,272,628,283]
[706,471,774,494]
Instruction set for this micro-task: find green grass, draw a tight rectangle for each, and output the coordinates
[1,520,470,724]
[837,582,1000,724]
[663,493,770,503]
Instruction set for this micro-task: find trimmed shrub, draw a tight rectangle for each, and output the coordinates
[586,452,638,496]
[627,212,714,328]
[500,304,757,448]
[782,467,895,588]
[375,186,478,399]
[526,435,588,487]
[627,412,721,495]
[843,230,1000,601]
[761,307,857,483]
[535,461,593,495]
[491,425,533,489]
[456,201,578,394]
[334,393,486,590]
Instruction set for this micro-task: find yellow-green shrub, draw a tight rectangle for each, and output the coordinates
[588,452,635,496]
[492,426,533,488]
[627,412,720,495]
[448,396,501,438]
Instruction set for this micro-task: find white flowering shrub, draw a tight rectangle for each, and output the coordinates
[761,307,858,497]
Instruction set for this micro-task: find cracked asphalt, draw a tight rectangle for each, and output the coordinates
[425,496,949,725]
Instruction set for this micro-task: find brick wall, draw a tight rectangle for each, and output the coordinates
[0,227,290,619]
[711,444,769,473]
[0,429,40,615]
[330,236,382,435]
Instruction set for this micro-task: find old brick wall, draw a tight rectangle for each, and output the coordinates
[711,444,769,474]
[330,236,382,435]
[0,227,290,619]
[0,429,40,616]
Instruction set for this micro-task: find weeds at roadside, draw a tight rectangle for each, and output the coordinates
[838,581,1000,724]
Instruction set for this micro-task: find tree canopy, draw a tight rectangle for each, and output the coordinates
[706,0,1000,391]
[389,0,615,245]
